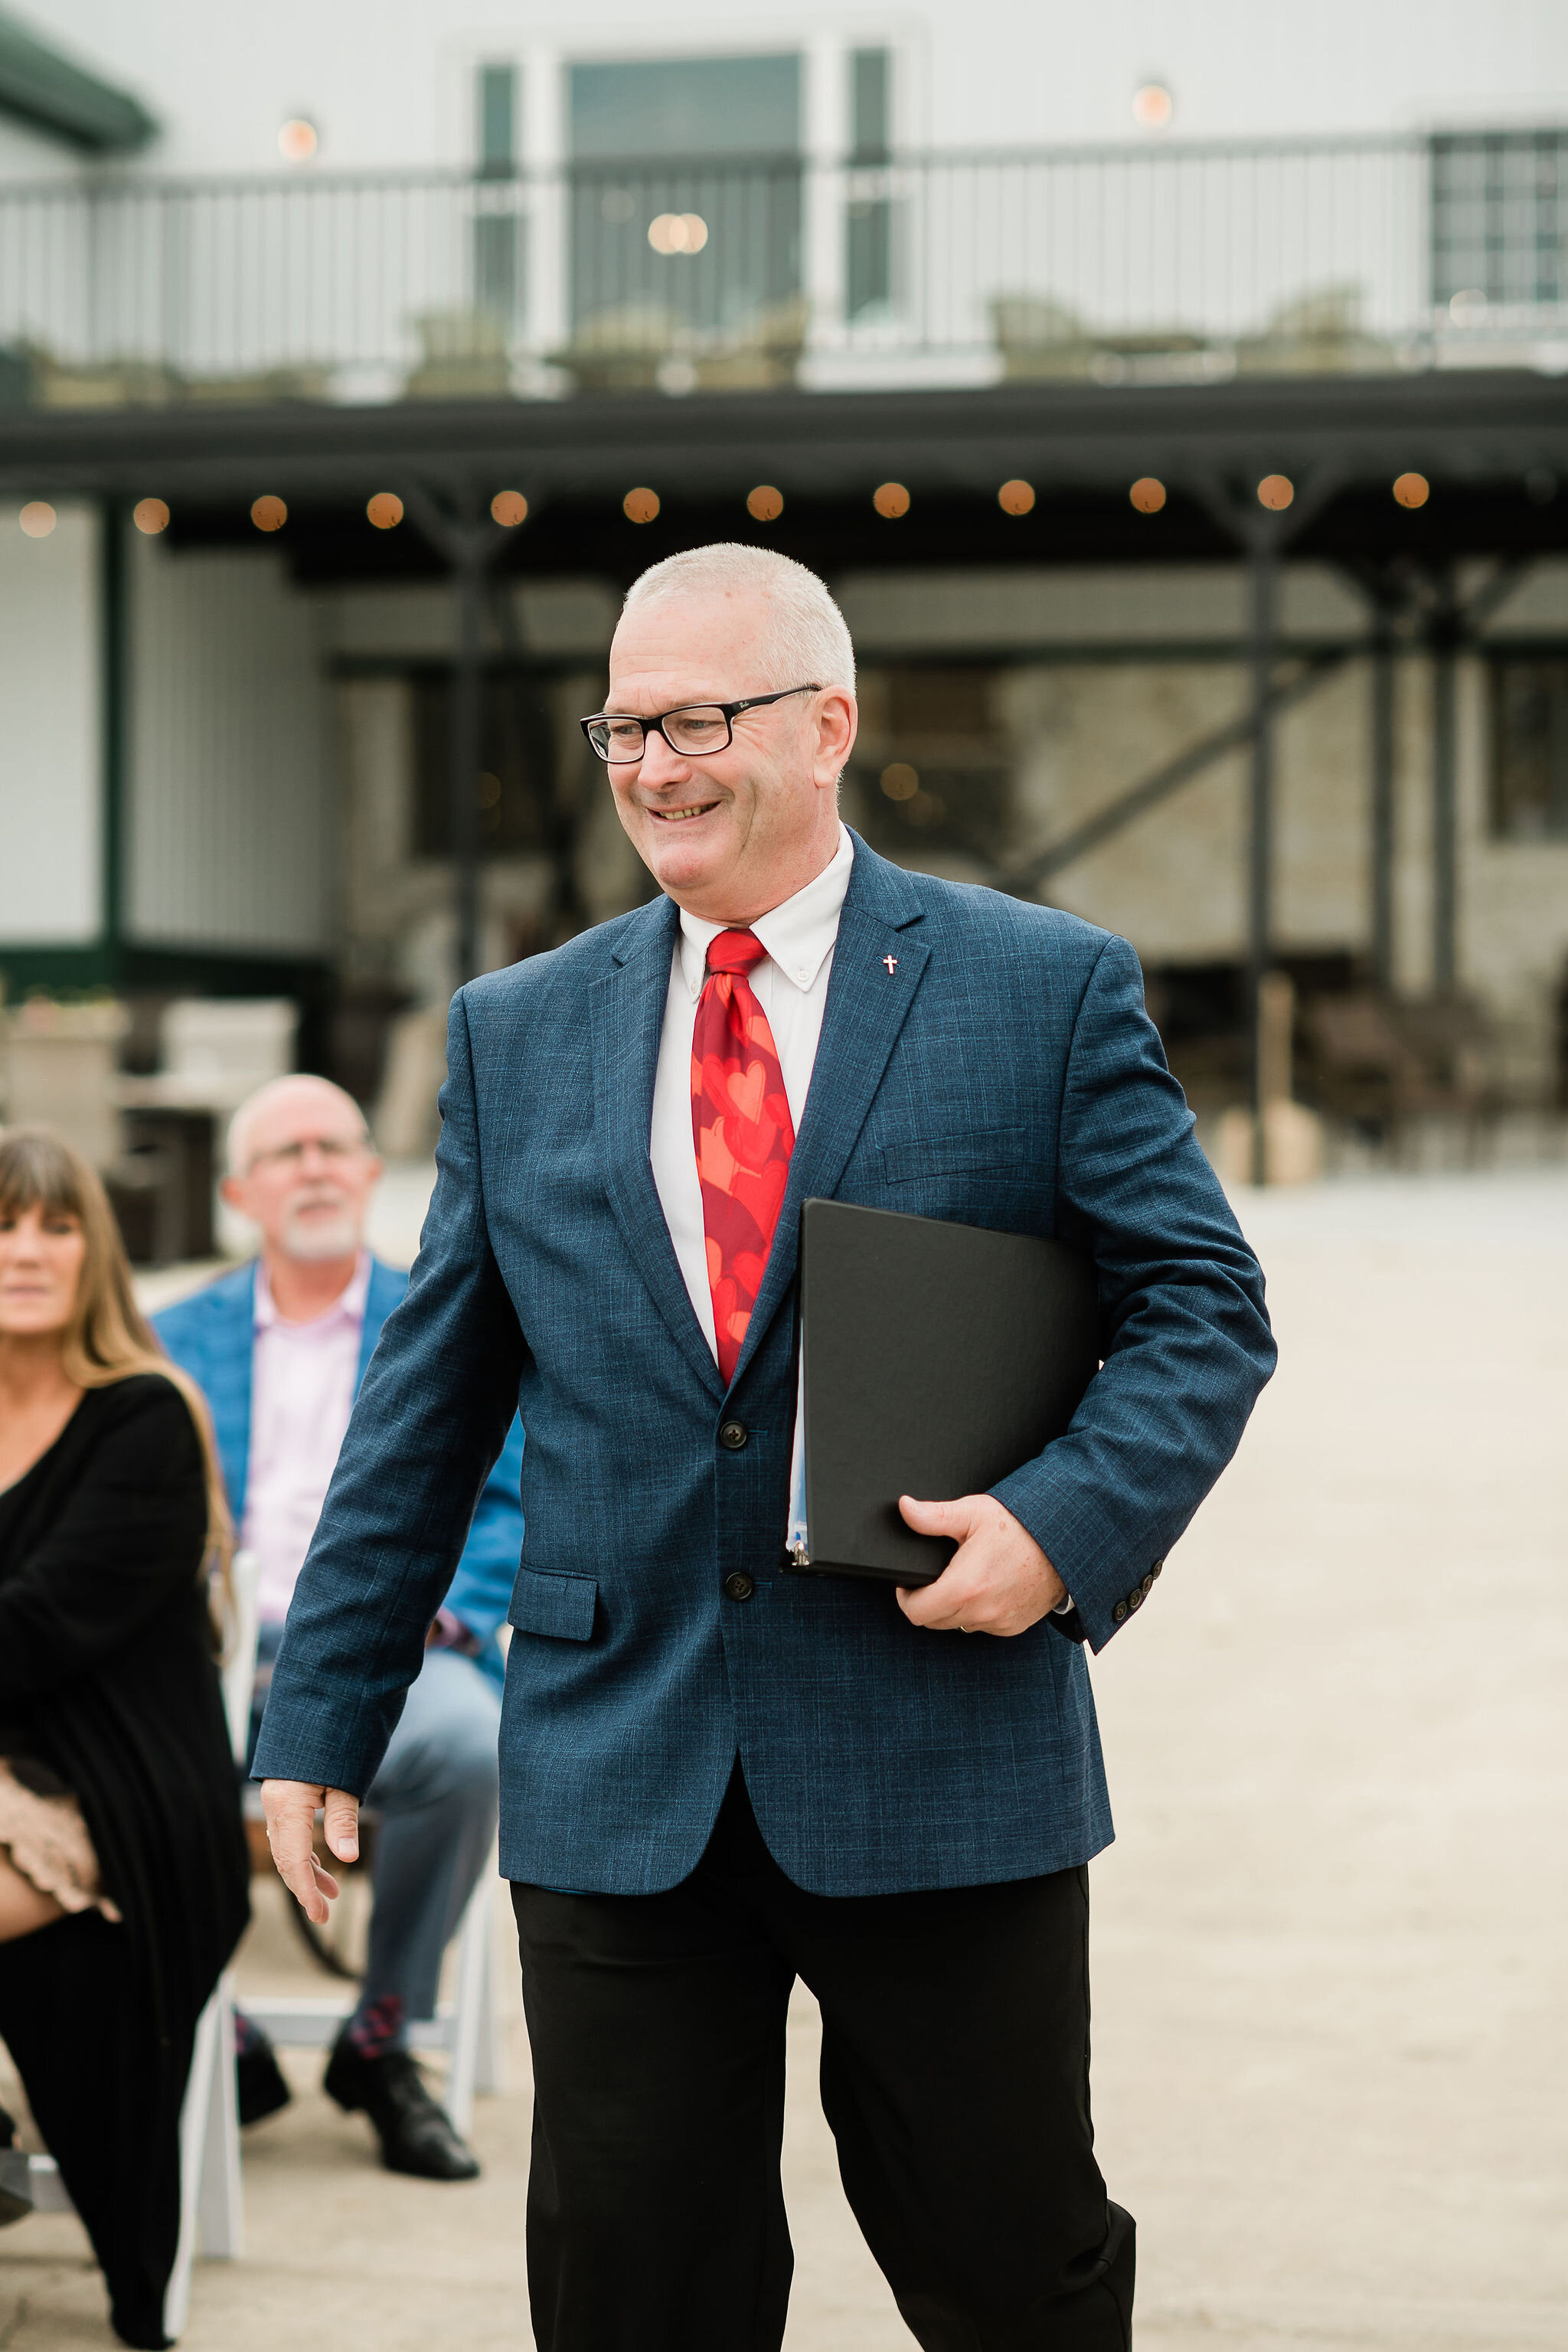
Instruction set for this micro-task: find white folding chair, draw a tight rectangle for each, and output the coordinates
[27,1550,260,2340]
[242,1847,505,2137]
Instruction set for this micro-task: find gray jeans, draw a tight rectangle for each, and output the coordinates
[253,1627,501,2034]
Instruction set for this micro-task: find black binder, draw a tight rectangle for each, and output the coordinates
[795,1199,1099,1586]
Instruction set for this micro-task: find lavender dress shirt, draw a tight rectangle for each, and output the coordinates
[242,1253,371,1627]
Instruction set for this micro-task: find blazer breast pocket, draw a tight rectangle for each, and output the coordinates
[507,1565,598,1642]
[878,1124,1028,1186]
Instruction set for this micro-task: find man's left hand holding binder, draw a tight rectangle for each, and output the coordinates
[893,1491,1067,1636]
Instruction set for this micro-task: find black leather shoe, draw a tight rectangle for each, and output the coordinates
[322,2038,480,2180]
[236,2036,292,2128]
[0,2105,31,2228]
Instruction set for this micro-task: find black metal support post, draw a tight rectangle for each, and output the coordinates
[99,495,128,975]
[400,479,523,997]
[1246,541,1278,1184]
[1186,460,1341,1189]
[1370,606,1396,995]
[449,544,485,989]
[1430,568,1459,997]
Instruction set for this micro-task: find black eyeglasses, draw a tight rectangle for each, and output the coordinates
[579,684,819,765]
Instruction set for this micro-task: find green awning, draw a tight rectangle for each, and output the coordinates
[0,8,155,154]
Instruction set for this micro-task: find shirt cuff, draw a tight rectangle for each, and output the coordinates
[429,1607,484,1657]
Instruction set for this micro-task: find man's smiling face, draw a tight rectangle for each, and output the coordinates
[602,586,855,925]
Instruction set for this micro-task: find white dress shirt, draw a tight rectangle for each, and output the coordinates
[243,1252,371,1625]
[649,822,854,1545]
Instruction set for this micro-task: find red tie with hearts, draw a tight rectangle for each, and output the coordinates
[691,930,796,1384]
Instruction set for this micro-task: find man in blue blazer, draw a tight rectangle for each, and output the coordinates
[156,1074,523,2181]
[257,546,1274,2349]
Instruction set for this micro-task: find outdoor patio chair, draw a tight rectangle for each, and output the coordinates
[24,1550,261,2341]
[240,1853,505,2140]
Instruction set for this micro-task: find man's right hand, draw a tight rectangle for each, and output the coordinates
[261,1779,361,1926]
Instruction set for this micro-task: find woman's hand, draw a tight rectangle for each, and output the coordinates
[261,1778,360,1925]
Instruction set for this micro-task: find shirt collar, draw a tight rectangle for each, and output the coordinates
[675,823,855,1001]
[253,1249,372,1333]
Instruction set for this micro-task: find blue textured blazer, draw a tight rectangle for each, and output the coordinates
[154,1256,524,1686]
[253,837,1274,1896]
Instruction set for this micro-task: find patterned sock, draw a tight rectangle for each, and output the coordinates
[232,2008,264,2059]
[346,1991,406,2060]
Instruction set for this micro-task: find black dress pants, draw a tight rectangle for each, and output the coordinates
[512,1766,1133,2352]
[0,1910,190,2349]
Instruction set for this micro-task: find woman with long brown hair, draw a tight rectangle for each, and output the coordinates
[0,1127,249,2348]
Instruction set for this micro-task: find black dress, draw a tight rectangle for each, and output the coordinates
[0,1376,250,2350]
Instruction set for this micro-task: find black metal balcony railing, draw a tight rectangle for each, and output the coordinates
[0,129,1563,411]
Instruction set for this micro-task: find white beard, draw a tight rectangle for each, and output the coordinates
[279,1204,361,1263]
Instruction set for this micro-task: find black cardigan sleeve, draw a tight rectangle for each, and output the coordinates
[0,1380,210,1709]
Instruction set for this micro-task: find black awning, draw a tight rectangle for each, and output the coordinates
[0,7,155,155]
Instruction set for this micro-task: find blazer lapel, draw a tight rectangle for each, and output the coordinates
[731,839,929,1390]
[591,895,726,1402]
[356,1259,404,1391]
[205,1264,258,1524]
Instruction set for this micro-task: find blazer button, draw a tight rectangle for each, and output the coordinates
[1151,1558,1165,1577]
[718,1419,749,1452]
[1112,1601,1128,1622]
[1128,1587,1144,1611]
[1141,1571,1155,1596]
[724,1572,756,1602]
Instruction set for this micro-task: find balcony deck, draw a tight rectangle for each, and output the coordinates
[2,129,1566,416]
[2,368,1567,585]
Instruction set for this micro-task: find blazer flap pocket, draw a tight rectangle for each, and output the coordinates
[508,1566,598,1642]
[879,1124,1027,1183]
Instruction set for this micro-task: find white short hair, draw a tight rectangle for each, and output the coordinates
[619,544,856,694]
[225,1073,368,1175]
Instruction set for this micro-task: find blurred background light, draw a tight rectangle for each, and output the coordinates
[1449,288,1487,325]
[19,501,55,537]
[491,491,528,527]
[132,498,169,535]
[874,482,911,518]
[623,488,660,523]
[250,495,287,532]
[1132,82,1174,130]
[880,762,920,801]
[998,479,1036,516]
[1393,472,1429,509]
[746,485,784,521]
[1129,477,1167,514]
[278,117,318,163]
[1257,474,1295,511]
[648,213,708,255]
[367,492,403,530]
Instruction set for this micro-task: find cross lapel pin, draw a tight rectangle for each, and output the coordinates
[881,955,898,975]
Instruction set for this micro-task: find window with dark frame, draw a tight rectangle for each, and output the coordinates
[479,64,517,176]
[847,47,893,320]
[411,671,559,858]
[475,64,521,323]
[1490,654,1568,839]
[1432,129,1568,310]
[567,55,802,338]
[850,666,1015,867]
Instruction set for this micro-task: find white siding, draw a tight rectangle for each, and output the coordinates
[126,534,332,953]
[0,501,101,945]
[0,116,81,184]
[31,0,1568,178]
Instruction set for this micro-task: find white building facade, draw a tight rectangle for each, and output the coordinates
[2,0,1566,1124]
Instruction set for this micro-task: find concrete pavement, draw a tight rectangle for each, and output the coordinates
[3,1168,1565,2348]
